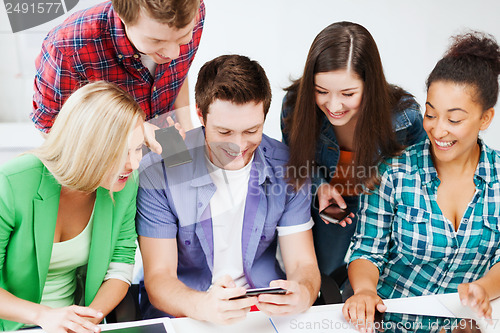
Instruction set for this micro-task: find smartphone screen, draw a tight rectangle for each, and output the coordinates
[319,203,350,223]
[155,127,192,168]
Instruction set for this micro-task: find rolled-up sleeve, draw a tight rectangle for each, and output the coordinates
[136,160,178,239]
[277,180,313,228]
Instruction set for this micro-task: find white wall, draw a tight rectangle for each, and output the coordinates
[1,0,499,149]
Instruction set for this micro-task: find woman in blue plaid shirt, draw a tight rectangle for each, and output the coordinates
[343,31,500,332]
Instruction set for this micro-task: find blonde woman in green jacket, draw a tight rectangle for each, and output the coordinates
[0,82,146,332]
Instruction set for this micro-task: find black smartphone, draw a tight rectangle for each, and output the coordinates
[319,202,350,224]
[155,127,192,168]
[230,287,287,300]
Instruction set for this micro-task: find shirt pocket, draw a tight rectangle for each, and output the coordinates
[177,226,206,268]
[392,205,447,266]
[479,216,500,256]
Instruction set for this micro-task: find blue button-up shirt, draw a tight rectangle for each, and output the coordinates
[136,127,312,316]
[349,139,500,299]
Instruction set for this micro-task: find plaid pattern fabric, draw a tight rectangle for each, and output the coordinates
[349,138,500,300]
[31,0,205,133]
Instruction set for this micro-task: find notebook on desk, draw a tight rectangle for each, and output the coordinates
[102,322,170,333]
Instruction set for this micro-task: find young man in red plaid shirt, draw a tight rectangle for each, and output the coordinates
[32,0,205,152]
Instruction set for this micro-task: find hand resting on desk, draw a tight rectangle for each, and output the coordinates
[458,282,493,324]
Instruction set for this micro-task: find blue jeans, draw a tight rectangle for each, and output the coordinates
[311,195,359,276]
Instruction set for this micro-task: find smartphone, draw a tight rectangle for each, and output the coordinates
[319,202,350,224]
[155,127,192,168]
[230,287,287,300]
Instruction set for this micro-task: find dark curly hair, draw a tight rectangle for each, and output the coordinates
[427,31,500,111]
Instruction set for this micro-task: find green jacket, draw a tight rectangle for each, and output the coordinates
[0,154,137,331]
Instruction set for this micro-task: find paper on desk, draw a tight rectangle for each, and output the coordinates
[435,292,477,319]
[270,307,358,333]
[383,294,454,317]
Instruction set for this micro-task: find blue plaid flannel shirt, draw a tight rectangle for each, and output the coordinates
[349,138,500,299]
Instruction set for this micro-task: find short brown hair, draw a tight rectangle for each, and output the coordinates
[112,0,200,28]
[195,55,272,122]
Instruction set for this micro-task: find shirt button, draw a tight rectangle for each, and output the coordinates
[118,54,123,59]
[463,218,469,223]
[185,240,191,246]
[263,147,267,152]
[260,235,266,240]
[153,86,157,92]
[137,68,142,71]
[154,114,159,119]
[133,54,139,59]
[197,202,203,208]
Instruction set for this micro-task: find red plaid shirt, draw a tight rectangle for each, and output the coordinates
[32,0,205,133]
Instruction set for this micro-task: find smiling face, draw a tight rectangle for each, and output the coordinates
[122,10,195,64]
[101,119,145,192]
[198,100,265,170]
[314,69,364,127]
[424,81,494,165]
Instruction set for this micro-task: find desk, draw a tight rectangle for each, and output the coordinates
[15,295,500,333]
[99,294,500,333]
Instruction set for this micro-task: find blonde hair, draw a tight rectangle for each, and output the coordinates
[33,81,146,193]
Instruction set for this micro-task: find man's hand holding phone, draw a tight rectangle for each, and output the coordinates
[317,183,355,227]
[200,275,257,325]
[255,280,311,317]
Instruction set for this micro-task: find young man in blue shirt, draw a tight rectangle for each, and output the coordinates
[136,55,320,324]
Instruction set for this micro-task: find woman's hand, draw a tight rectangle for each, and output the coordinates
[458,282,492,323]
[342,290,386,333]
[317,183,354,227]
[35,305,103,333]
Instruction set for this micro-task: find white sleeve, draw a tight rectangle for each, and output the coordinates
[104,262,134,285]
[276,218,314,237]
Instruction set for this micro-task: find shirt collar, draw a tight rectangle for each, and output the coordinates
[417,138,498,187]
[253,143,275,185]
[108,6,138,59]
[474,139,498,187]
[417,138,438,186]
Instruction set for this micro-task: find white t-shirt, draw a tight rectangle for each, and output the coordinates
[140,54,158,77]
[206,153,252,288]
[205,152,314,288]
